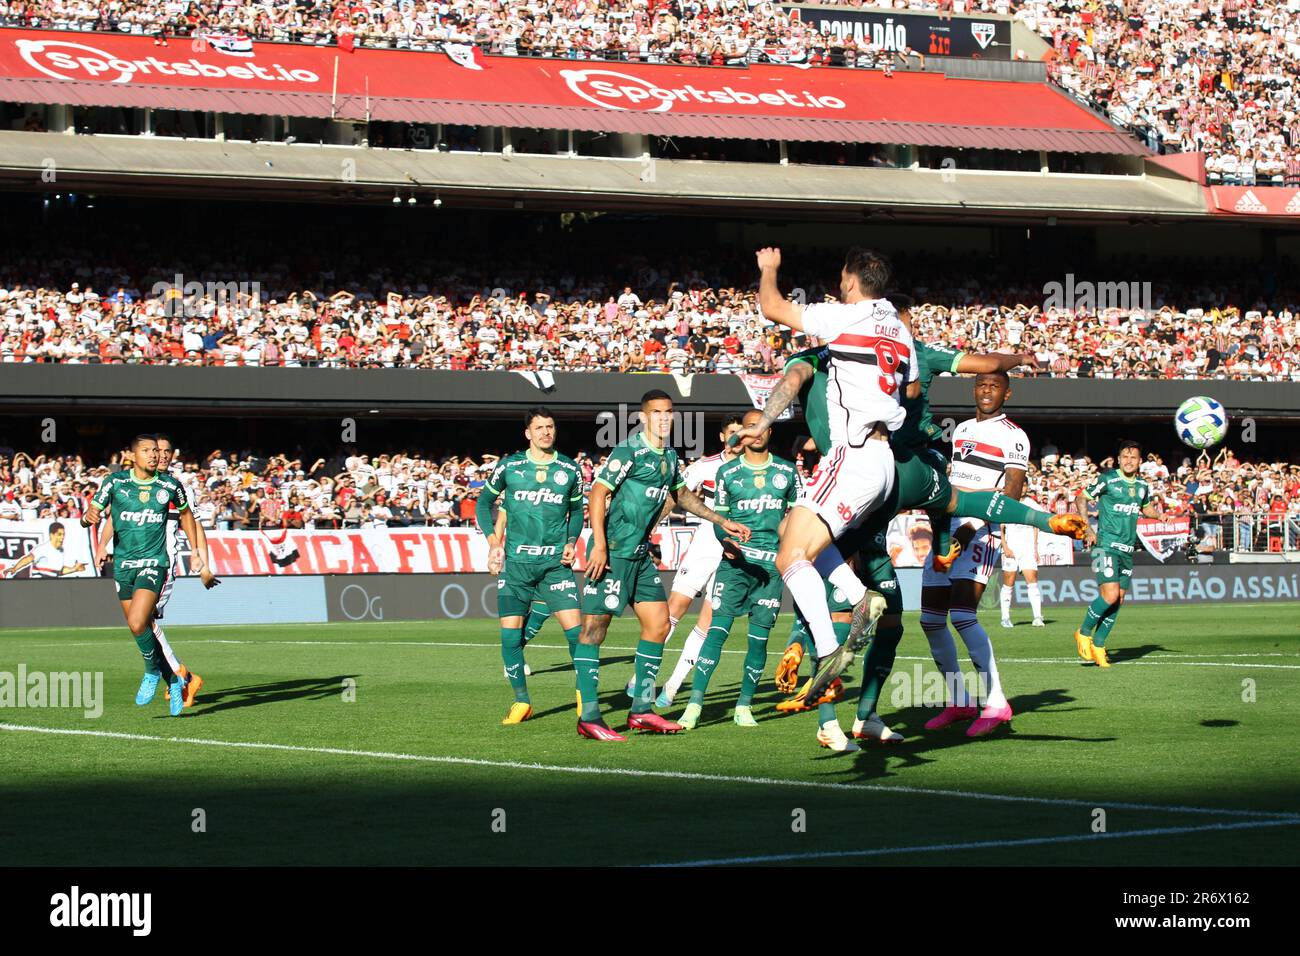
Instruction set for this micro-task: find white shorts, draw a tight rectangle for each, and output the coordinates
[1001,549,1038,574]
[155,555,177,618]
[922,518,1001,587]
[672,524,723,599]
[796,440,895,540]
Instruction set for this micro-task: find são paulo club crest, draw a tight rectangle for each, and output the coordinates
[971,22,996,50]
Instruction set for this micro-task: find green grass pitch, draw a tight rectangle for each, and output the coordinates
[1,603,1298,866]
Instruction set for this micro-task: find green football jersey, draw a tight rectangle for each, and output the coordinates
[712,453,799,565]
[93,469,189,564]
[594,431,685,559]
[486,450,584,560]
[1084,469,1150,550]
[785,346,831,455]
[895,341,963,452]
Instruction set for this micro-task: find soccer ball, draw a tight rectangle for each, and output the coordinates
[1175,396,1228,449]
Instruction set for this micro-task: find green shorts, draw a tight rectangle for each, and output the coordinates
[581,554,665,617]
[113,558,168,601]
[497,559,580,618]
[709,559,783,631]
[837,447,951,557]
[1092,546,1134,587]
[824,546,902,616]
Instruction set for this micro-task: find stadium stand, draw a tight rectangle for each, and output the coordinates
[3,1,1299,180]
[2,443,1297,545]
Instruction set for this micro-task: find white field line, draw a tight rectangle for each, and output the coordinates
[14,638,1300,670]
[2,723,1296,824]
[652,818,1300,867]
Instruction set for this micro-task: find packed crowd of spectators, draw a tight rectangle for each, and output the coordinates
[6,1,1300,179]
[5,266,1300,379]
[2,443,1297,549]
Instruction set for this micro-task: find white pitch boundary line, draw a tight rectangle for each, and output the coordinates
[3,723,1296,823]
[16,638,1300,670]
[652,818,1300,868]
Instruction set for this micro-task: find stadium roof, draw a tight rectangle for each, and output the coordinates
[0,27,1144,155]
[0,130,1207,222]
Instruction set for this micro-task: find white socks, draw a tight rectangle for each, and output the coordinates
[950,608,1007,709]
[665,625,707,694]
[920,608,968,707]
[1026,583,1043,621]
[814,546,866,607]
[153,619,181,674]
[781,560,840,658]
[1000,585,1012,621]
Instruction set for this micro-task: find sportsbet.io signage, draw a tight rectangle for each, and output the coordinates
[785,6,1012,60]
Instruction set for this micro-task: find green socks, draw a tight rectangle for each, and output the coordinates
[857,623,904,721]
[787,614,812,654]
[132,628,175,681]
[574,643,601,721]
[1093,604,1121,648]
[500,626,528,703]
[833,620,851,647]
[738,627,771,707]
[563,625,581,662]
[631,638,666,714]
[689,620,733,706]
[954,490,1054,533]
[522,602,549,644]
[1080,595,1111,636]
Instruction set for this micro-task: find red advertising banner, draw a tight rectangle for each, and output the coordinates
[0,25,1134,150]
[1205,186,1300,217]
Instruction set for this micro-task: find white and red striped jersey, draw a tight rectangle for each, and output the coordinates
[949,414,1030,491]
[799,298,914,444]
[681,451,731,522]
[26,541,66,578]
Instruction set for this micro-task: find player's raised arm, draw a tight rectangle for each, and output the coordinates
[730,360,812,447]
[755,247,803,332]
[673,485,751,542]
[954,351,1038,375]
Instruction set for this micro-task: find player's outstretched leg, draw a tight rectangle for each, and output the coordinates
[952,490,1087,541]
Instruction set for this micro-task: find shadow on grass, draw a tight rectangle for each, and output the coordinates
[181,676,360,716]
[1101,644,1169,664]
